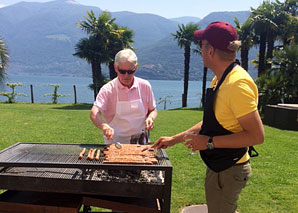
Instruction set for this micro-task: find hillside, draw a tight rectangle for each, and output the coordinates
[0,0,257,80]
[198,11,251,28]
[170,16,201,25]
[135,11,257,80]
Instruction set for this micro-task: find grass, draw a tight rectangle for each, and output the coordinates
[0,103,297,213]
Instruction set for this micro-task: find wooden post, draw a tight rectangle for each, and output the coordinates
[73,85,77,104]
[30,84,34,103]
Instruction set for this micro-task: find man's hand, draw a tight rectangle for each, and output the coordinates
[183,132,208,152]
[145,116,154,130]
[152,136,176,150]
[100,123,114,141]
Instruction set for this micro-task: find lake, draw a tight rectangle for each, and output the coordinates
[0,75,211,110]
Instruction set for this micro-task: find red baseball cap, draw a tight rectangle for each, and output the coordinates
[194,21,238,53]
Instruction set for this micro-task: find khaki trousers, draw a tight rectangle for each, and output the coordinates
[205,161,252,213]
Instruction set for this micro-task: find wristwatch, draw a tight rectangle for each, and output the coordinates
[207,136,214,150]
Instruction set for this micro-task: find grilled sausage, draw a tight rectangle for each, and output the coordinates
[78,148,86,160]
[89,149,97,160]
[95,149,101,161]
[87,149,93,160]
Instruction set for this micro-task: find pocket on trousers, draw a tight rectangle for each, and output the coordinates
[233,163,252,184]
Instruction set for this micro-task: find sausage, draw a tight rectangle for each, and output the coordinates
[95,149,101,161]
[78,148,86,160]
[87,149,93,160]
[89,149,97,161]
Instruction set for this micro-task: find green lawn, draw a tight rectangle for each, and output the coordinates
[0,103,297,213]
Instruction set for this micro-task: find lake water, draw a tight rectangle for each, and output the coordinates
[0,75,210,110]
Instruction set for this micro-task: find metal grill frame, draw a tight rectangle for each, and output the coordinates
[0,142,172,213]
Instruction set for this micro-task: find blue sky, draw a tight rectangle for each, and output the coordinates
[0,0,274,18]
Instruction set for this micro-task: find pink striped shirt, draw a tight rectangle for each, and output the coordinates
[93,77,156,123]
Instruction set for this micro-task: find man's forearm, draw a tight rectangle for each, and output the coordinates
[147,109,157,120]
[172,121,203,144]
[90,109,105,130]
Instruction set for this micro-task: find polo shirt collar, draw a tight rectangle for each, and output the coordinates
[116,77,138,90]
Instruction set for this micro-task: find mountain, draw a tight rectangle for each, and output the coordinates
[0,0,180,77]
[0,0,257,80]
[170,16,201,25]
[1,0,102,77]
[136,37,205,80]
[197,11,251,28]
[135,11,257,80]
[112,12,178,48]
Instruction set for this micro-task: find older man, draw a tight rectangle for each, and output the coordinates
[153,22,264,213]
[90,49,157,144]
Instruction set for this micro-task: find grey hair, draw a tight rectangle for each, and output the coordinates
[114,49,138,67]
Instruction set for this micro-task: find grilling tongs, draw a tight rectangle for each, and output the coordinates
[112,138,122,149]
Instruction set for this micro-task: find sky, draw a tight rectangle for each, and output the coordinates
[0,0,272,19]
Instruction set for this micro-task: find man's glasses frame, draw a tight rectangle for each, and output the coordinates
[118,69,136,75]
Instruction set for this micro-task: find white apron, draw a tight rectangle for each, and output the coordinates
[104,80,146,144]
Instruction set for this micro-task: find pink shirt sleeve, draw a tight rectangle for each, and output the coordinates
[138,78,156,113]
[93,79,117,123]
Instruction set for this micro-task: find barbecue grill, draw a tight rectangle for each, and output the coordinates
[0,143,172,212]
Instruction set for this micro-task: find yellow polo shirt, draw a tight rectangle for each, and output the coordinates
[210,65,258,163]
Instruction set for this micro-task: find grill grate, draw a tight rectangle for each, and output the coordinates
[0,143,170,168]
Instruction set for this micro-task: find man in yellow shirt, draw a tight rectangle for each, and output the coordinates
[153,21,265,213]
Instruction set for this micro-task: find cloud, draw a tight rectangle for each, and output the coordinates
[0,4,6,8]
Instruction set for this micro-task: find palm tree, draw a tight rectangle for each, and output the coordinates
[172,23,199,107]
[250,1,281,76]
[0,38,9,85]
[77,10,116,44]
[256,44,298,111]
[193,46,208,108]
[274,0,298,46]
[75,11,118,99]
[235,17,254,71]
[106,25,134,80]
[73,35,109,99]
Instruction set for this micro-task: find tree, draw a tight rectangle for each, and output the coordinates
[74,11,117,100]
[172,23,199,107]
[249,0,296,76]
[249,0,278,76]
[274,0,298,46]
[235,18,254,71]
[44,84,71,104]
[158,96,173,110]
[106,25,134,80]
[193,36,207,108]
[74,35,109,100]
[256,44,298,111]
[0,82,27,103]
[0,39,9,85]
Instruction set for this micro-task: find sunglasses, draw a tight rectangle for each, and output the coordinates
[118,69,136,75]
